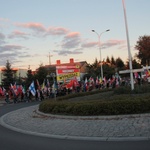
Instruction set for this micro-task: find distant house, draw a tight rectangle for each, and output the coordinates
[42,58,88,82]
[0,68,27,85]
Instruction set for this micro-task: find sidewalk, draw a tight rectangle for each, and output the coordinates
[0,105,150,141]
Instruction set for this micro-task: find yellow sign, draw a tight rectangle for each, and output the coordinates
[76,65,79,68]
[57,72,80,81]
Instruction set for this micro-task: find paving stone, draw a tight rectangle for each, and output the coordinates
[1,105,150,140]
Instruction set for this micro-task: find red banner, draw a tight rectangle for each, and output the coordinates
[57,69,79,74]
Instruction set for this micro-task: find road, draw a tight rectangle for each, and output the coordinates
[0,102,150,150]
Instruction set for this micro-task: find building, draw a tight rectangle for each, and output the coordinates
[43,58,87,83]
[0,68,28,85]
[0,58,87,85]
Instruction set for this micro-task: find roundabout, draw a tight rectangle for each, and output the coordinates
[1,104,150,141]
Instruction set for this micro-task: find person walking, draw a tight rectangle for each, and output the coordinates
[5,90,10,103]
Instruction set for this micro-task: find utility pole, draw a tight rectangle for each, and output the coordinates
[49,52,53,65]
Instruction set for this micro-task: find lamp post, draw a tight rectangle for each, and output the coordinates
[122,0,134,90]
[92,29,110,79]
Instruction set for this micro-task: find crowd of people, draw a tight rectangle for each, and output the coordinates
[0,73,149,104]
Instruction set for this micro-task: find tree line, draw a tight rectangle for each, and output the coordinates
[84,35,150,80]
[1,62,50,90]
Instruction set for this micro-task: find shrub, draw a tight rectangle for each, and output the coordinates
[114,84,150,95]
[39,85,150,116]
[113,86,131,94]
[57,88,112,101]
[39,95,150,116]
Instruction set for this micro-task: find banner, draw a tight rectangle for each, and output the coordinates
[56,65,80,82]
[57,68,79,74]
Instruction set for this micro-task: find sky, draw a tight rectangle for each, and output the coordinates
[0,0,150,70]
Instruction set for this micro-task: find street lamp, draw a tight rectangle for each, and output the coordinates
[122,0,134,90]
[92,29,110,79]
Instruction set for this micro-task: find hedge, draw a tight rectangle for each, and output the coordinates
[39,96,150,116]
[39,84,150,116]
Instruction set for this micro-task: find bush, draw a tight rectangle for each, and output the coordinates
[39,85,150,116]
[113,86,131,94]
[39,95,150,116]
[114,84,150,95]
[57,88,112,101]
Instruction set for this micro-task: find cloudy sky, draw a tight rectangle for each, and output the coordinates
[0,0,149,70]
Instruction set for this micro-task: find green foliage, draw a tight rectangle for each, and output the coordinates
[113,86,131,94]
[135,35,150,65]
[133,84,150,94]
[132,59,141,69]
[86,59,100,78]
[103,64,115,79]
[39,85,150,116]
[85,56,135,79]
[39,95,150,116]
[110,56,116,66]
[2,60,14,89]
[126,59,141,70]
[115,57,125,70]
[114,84,150,94]
[57,89,112,101]
[25,68,34,88]
[34,64,48,85]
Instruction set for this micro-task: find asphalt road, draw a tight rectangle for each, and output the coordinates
[0,102,150,150]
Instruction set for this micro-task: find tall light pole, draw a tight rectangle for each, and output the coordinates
[122,0,134,90]
[92,29,110,79]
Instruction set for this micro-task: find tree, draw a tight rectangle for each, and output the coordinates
[2,60,14,89]
[135,35,150,66]
[132,59,141,69]
[86,58,116,80]
[106,56,111,64]
[115,57,125,71]
[103,64,115,79]
[126,58,141,69]
[34,64,48,85]
[25,66,34,89]
[86,59,100,79]
[110,56,116,66]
